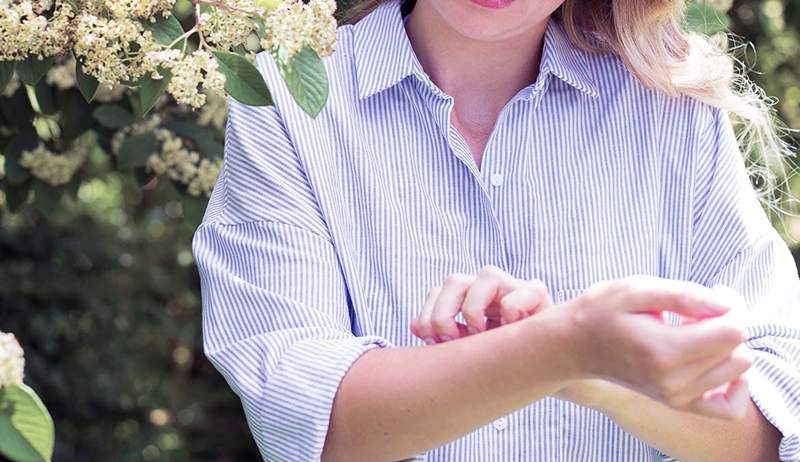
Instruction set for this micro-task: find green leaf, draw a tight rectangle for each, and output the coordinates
[276,47,328,118]
[16,56,54,86]
[164,120,224,159]
[137,69,172,117]
[181,196,208,228]
[74,57,99,103]
[684,2,730,35]
[92,105,134,130]
[56,90,93,140]
[212,51,272,107]
[4,132,39,186]
[0,384,55,462]
[32,180,61,215]
[142,14,186,48]
[117,133,158,171]
[0,61,15,93]
[3,179,32,212]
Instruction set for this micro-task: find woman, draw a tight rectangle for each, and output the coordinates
[192,0,800,459]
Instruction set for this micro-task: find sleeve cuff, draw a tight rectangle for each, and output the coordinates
[257,335,392,461]
[746,335,800,462]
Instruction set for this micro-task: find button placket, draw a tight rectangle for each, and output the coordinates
[489,172,504,187]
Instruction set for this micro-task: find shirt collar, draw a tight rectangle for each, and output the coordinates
[352,0,600,100]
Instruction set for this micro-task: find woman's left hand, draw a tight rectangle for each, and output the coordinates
[409,265,551,345]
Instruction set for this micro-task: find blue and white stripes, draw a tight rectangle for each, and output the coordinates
[192,0,800,460]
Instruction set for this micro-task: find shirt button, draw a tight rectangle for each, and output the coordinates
[492,417,507,431]
[490,172,504,187]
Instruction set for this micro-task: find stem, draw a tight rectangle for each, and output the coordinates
[167,26,198,50]
[25,84,42,114]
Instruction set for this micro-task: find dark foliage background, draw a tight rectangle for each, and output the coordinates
[1,0,799,460]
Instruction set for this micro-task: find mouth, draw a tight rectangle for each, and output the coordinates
[468,0,515,9]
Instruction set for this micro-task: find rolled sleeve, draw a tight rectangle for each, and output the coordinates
[706,233,800,461]
[689,105,800,461]
[192,95,391,460]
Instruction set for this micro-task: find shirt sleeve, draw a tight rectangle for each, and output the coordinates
[688,105,800,461]
[192,95,392,461]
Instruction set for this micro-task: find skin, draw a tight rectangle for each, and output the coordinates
[411,270,782,462]
[403,0,562,168]
[321,0,782,459]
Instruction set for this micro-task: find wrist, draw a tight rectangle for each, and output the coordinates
[517,304,586,383]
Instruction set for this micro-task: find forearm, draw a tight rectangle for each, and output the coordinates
[596,384,781,462]
[321,309,577,462]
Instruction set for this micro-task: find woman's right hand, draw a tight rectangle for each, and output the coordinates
[558,276,753,420]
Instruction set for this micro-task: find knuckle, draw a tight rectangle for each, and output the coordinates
[430,316,451,331]
[443,273,470,288]
[606,278,630,294]
[478,265,503,280]
[528,279,550,297]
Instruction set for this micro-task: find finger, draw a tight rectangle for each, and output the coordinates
[688,376,750,420]
[431,274,476,342]
[416,287,441,345]
[670,346,753,407]
[462,267,523,332]
[499,280,551,325]
[609,277,732,318]
[663,315,747,363]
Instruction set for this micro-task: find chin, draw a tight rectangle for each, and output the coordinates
[421,0,564,42]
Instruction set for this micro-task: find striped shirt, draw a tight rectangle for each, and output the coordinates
[191,0,800,460]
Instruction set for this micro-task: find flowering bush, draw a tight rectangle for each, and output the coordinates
[0,0,336,215]
[0,331,55,462]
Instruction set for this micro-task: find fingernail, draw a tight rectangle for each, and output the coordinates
[439,336,453,342]
[467,326,479,335]
[423,337,435,345]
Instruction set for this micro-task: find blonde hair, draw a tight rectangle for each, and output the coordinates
[339,0,798,218]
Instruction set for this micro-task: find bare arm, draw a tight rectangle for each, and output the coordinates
[586,381,781,462]
[323,274,748,461]
[321,308,574,461]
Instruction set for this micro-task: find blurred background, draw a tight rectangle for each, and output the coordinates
[1,0,799,460]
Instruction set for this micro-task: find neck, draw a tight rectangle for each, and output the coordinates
[404,0,548,110]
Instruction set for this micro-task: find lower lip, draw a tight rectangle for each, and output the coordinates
[469,0,514,8]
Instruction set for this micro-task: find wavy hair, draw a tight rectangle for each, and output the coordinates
[338,0,798,217]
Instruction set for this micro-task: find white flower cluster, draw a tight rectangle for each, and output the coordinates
[261,0,337,64]
[0,332,25,388]
[101,0,175,19]
[19,134,91,186]
[201,2,259,50]
[146,129,222,196]
[1,0,339,111]
[197,91,228,131]
[0,1,73,60]
[73,13,160,86]
[147,49,226,109]
[45,56,77,90]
